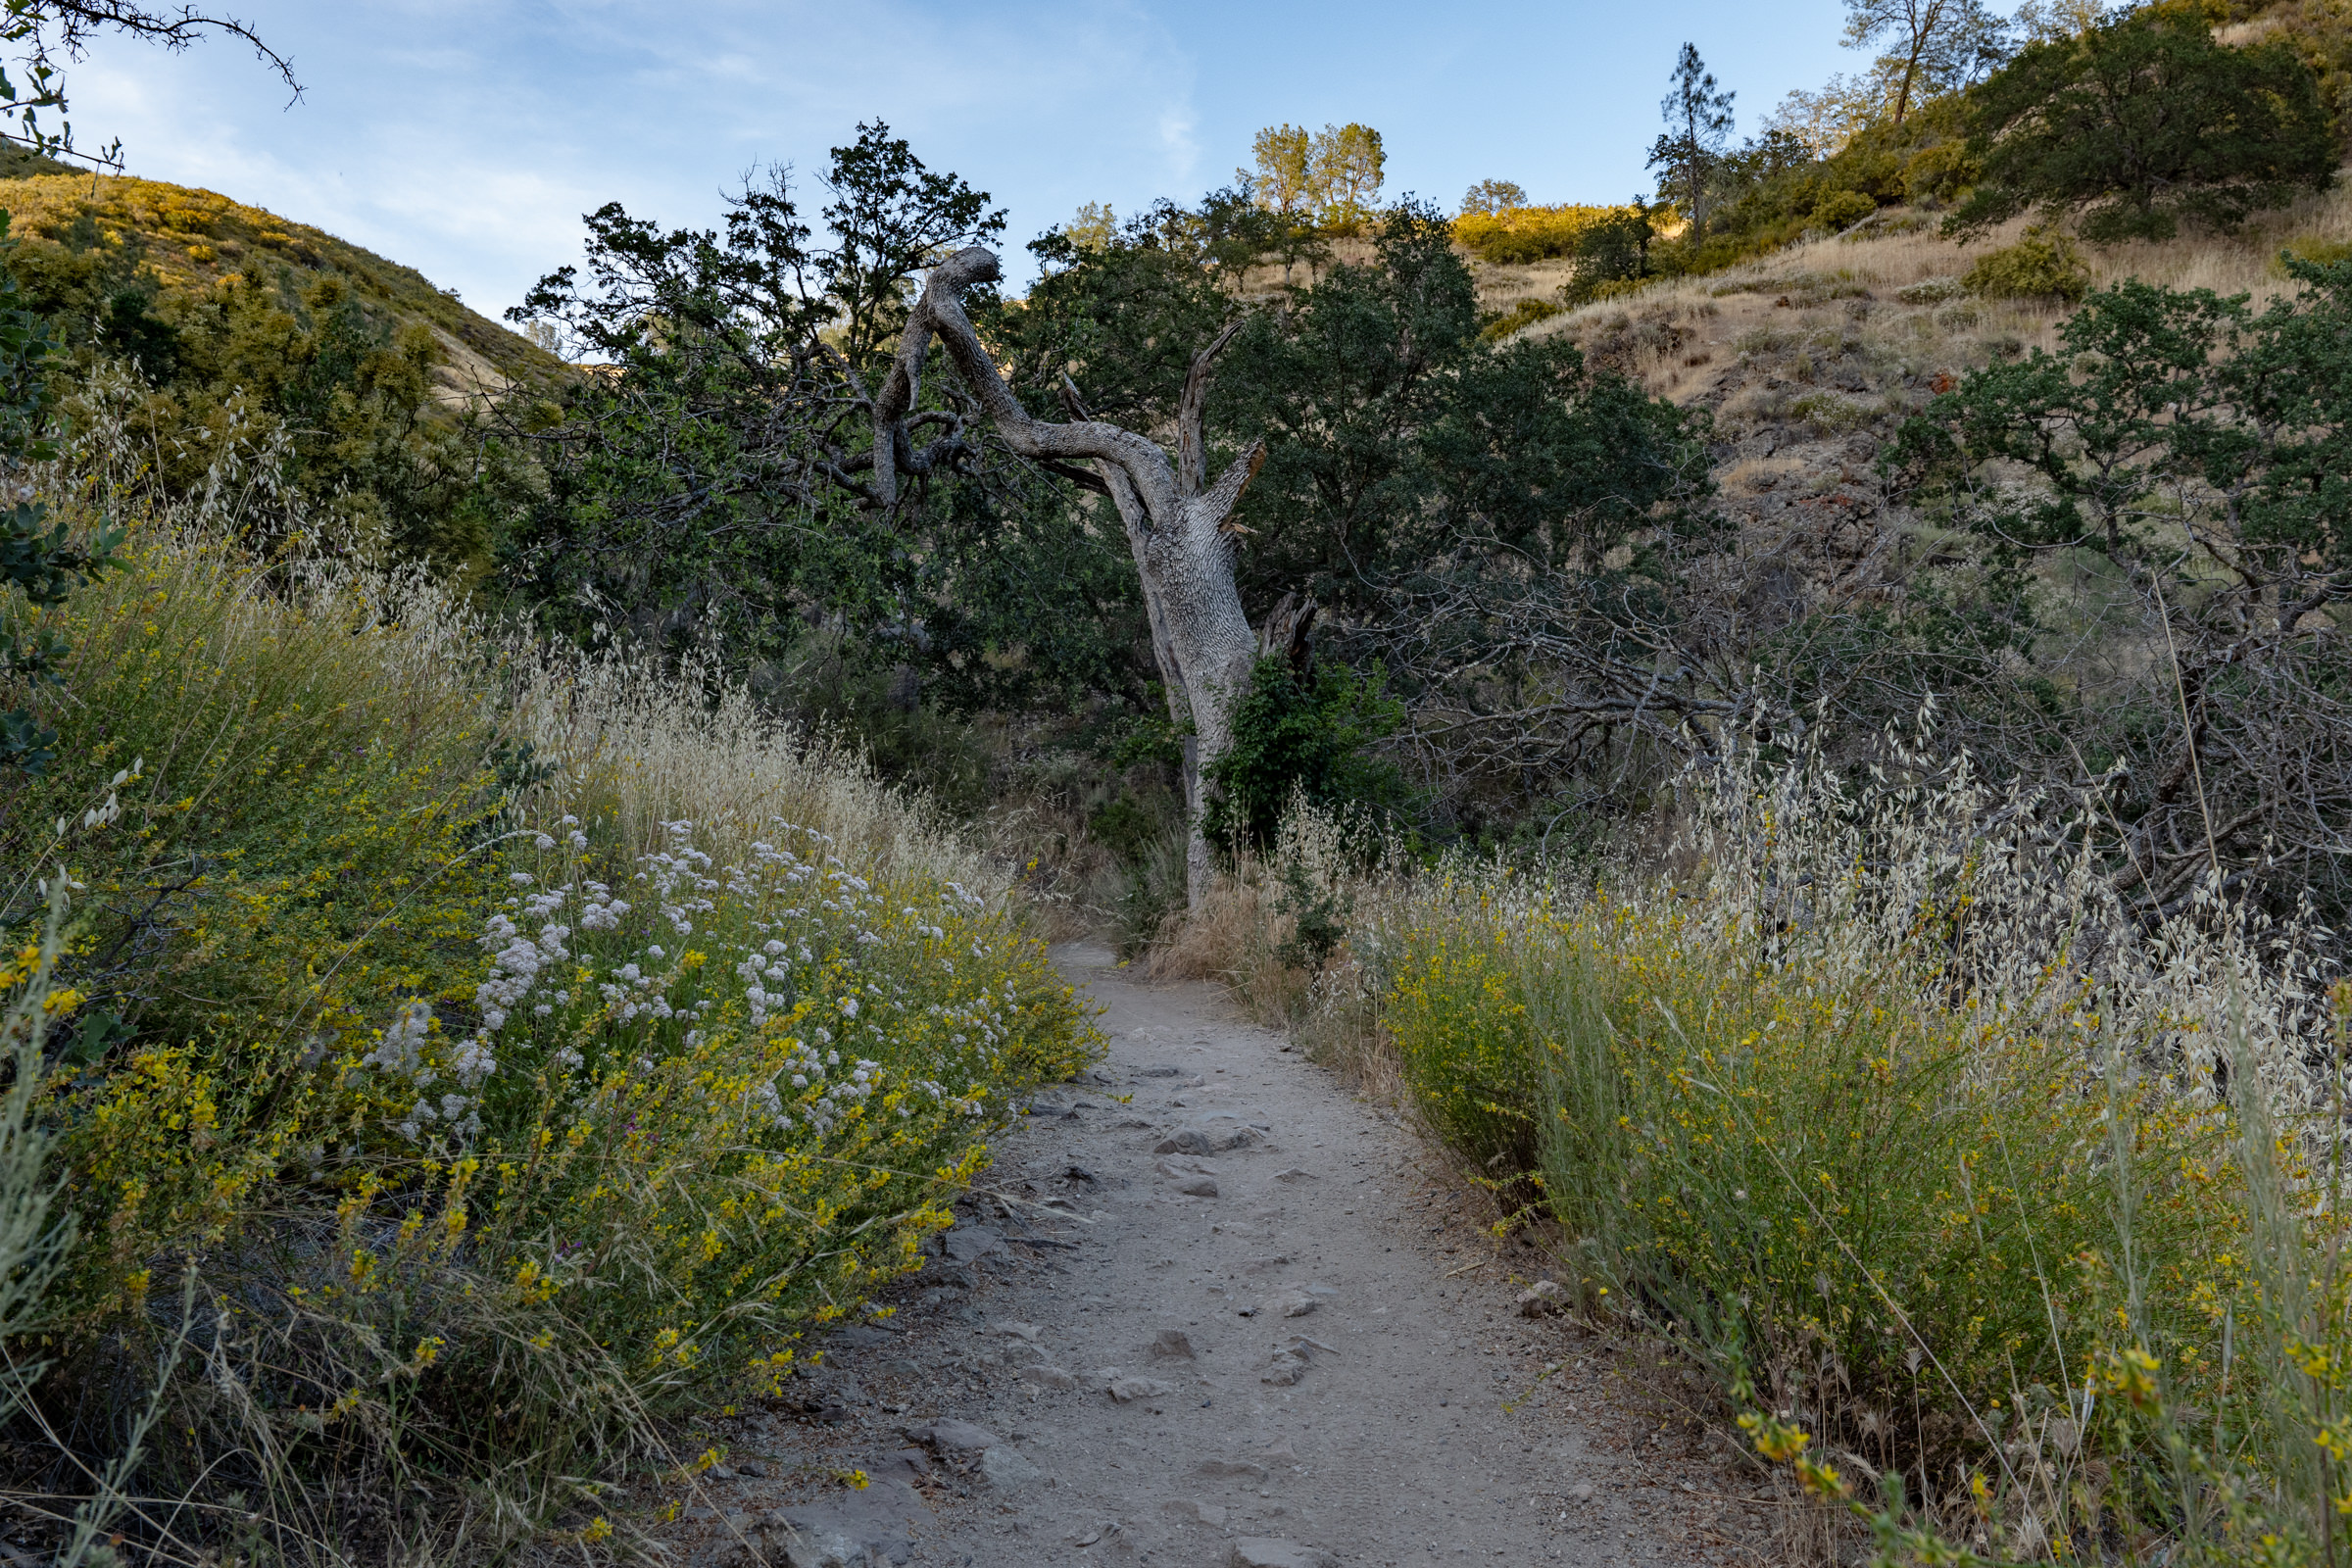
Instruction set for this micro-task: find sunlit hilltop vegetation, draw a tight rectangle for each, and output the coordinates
[0,170,562,395]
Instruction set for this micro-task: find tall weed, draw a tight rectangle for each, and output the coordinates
[0,472,1099,1556]
[1326,732,2340,1556]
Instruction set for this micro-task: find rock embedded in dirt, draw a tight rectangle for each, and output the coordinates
[749,1478,922,1567]
[1017,1362,1076,1390]
[1517,1279,1568,1317]
[995,1320,1042,1343]
[1102,1371,1175,1402]
[1272,1167,1316,1182]
[1179,1176,1221,1198]
[1154,1114,1260,1154]
[1231,1540,1340,1568]
[1150,1328,1196,1359]
[1164,1497,1229,1525]
[905,1417,1000,1453]
[941,1224,1002,1262]
[1277,1290,1317,1317]
[977,1445,1044,1492]
[1261,1349,1308,1386]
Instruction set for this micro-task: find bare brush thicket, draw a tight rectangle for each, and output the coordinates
[1352,205,2352,951]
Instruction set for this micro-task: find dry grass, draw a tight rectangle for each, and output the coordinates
[1492,167,2352,409]
[507,640,991,895]
[1148,808,1407,1101]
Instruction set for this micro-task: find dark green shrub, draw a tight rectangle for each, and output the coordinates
[1112,822,1188,958]
[1559,206,1657,305]
[789,667,995,818]
[1202,657,1408,854]
[1479,297,1561,341]
[1808,188,1878,231]
[1961,223,2090,301]
[1272,856,1351,970]
[1949,10,2336,243]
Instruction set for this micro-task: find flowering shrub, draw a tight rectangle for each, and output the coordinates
[1451,203,1643,265]
[339,812,1094,1387]
[1334,736,2342,1555]
[0,519,1097,1555]
[1381,870,2239,1470]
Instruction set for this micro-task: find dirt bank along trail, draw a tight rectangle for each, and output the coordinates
[656,944,1777,1567]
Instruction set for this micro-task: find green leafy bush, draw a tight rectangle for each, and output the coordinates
[2276,233,2352,275]
[1201,658,1407,855]
[1950,10,2336,243]
[1478,297,1561,341]
[1808,188,1878,231]
[1961,223,2089,301]
[0,210,117,775]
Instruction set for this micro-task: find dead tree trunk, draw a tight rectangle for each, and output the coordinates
[876,246,1266,910]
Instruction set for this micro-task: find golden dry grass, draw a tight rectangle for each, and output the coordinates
[505,640,997,896]
[1482,166,2352,404]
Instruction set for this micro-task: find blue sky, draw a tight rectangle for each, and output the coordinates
[68,0,1854,319]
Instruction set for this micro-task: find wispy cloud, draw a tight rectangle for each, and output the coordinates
[48,0,1858,317]
[64,0,1200,313]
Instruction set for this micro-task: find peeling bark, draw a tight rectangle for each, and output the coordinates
[884,246,1265,909]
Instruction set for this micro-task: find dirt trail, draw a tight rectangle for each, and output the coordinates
[666,945,1766,1567]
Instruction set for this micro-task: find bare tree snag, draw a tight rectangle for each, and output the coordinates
[882,246,1267,909]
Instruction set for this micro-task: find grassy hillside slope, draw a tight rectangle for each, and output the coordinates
[0,171,564,401]
[1470,172,2352,573]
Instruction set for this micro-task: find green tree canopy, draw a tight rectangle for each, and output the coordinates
[1210,203,1709,619]
[1948,9,2336,241]
[1459,178,1528,216]
[1840,0,2012,126]
[1309,122,1387,232]
[1889,260,2352,914]
[1649,43,1737,233]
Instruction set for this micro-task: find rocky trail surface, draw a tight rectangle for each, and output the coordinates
[659,945,1772,1567]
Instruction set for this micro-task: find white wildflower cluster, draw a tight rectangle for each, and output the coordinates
[362,1000,434,1077]
[792,1051,884,1136]
[577,879,631,931]
[639,819,719,935]
[365,805,1039,1152]
[361,1000,498,1144]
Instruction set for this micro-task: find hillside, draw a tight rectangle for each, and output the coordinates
[1463,170,2352,575]
[0,172,564,401]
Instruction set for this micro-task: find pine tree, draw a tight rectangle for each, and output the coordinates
[1647,44,1734,236]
